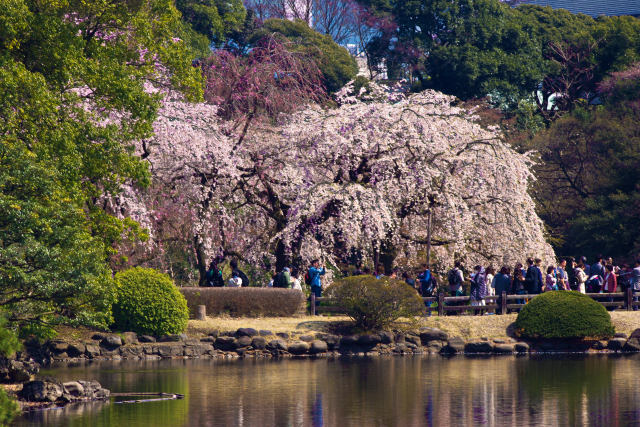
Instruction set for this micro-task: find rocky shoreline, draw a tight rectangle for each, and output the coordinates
[15,327,640,366]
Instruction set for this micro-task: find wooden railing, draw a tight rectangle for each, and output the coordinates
[309,288,639,316]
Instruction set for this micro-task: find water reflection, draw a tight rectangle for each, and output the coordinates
[15,355,640,427]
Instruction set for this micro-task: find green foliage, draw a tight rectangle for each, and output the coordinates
[0,316,21,358]
[0,0,202,331]
[252,19,358,92]
[176,0,246,55]
[326,275,425,331]
[515,291,614,340]
[0,388,19,427]
[531,73,640,258]
[113,268,189,336]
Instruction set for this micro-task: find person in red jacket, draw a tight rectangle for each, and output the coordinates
[604,264,618,310]
[604,264,617,293]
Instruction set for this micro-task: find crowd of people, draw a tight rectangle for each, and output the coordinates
[203,254,640,311]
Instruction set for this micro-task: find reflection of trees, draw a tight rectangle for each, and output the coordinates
[17,355,640,426]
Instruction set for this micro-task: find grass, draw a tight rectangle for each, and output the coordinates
[186,311,640,341]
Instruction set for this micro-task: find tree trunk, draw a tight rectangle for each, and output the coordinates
[195,236,208,287]
[426,209,433,269]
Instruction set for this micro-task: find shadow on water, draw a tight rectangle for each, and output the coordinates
[14,354,640,427]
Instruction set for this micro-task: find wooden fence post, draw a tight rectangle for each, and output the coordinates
[627,287,633,311]
[310,294,316,316]
[195,305,206,321]
[501,292,507,315]
[438,292,444,317]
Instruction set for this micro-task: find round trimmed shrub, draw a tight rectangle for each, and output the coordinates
[326,275,425,331]
[515,291,614,340]
[113,268,189,336]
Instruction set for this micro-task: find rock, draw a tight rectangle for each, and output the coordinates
[66,343,86,358]
[266,340,288,352]
[251,337,267,350]
[357,334,382,347]
[629,329,640,339]
[63,381,84,397]
[427,341,444,350]
[236,336,252,348]
[120,346,144,357]
[379,331,394,344]
[235,328,258,338]
[7,360,35,383]
[259,330,272,337]
[318,334,340,350]
[623,338,640,352]
[101,335,123,349]
[394,333,406,344]
[440,337,465,354]
[214,336,238,351]
[49,340,69,354]
[121,332,138,344]
[339,336,358,347]
[91,333,107,341]
[138,335,156,343]
[300,335,315,342]
[493,343,516,354]
[157,345,184,358]
[276,332,289,339]
[288,342,310,355]
[592,341,608,350]
[309,340,328,354]
[20,380,64,402]
[608,338,626,351]
[200,336,216,343]
[419,327,448,344]
[615,332,629,339]
[405,334,421,346]
[184,344,208,357]
[465,341,494,353]
[159,334,186,342]
[85,344,100,358]
[515,342,530,353]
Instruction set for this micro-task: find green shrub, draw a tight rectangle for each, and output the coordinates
[113,268,189,336]
[180,288,305,317]
[0,388,18,427]
[326,275,425,331]
[515,291,614,340]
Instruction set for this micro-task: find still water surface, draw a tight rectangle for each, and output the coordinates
[14,355,640,426]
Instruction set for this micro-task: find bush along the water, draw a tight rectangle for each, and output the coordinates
[515,291,614,340]
[113,268,189,336]
[326,275,424,331]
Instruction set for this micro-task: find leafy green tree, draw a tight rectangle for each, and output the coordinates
[251,18,358,92]
[176,0,246,56]
[531,64,640,258]
[0,0,202,333]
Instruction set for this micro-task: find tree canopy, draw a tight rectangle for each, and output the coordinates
[0,0,202,333]
[251,18,358,93]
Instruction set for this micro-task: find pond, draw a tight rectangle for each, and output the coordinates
[14,355,640,426]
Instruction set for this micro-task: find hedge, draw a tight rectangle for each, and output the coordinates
[180,288,306,317]
[514,291,614,340]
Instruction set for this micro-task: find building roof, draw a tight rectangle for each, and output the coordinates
[519,0,640,17]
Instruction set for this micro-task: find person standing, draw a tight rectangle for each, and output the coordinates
[204,260,225,287]
[544,266,558,292]
[230,259,250,287]
[555,259,569,291]
[525,258,543,294]
[447,261,464,297]
[485,266,496,297]
[470,266,487,309]
[604,264,617,293]
[273,267,291,288]
[291,268,303,291]
[493,266,512,311]
[512,263,526,305]
[631,260,640,310]
[308,260,326,299]
[575,262,588,294]
[227,272,242,287]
